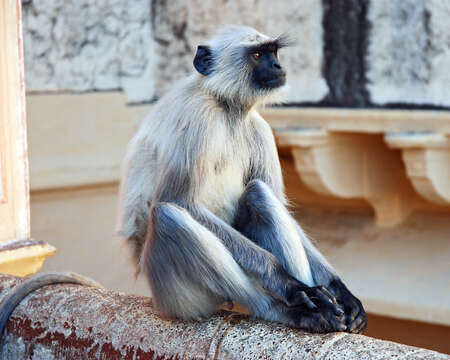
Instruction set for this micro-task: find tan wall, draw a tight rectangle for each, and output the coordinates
[32,184,149,295]
[27,92,149,295]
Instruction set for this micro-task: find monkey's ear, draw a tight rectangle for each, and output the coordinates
[193,45,214,76]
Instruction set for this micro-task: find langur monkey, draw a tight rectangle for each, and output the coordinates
[118,25,367,333]
[0,27,366,342]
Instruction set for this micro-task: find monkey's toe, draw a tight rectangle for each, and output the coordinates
[305,286,343,316]
[347,310,368,334]
[302,311,346,333]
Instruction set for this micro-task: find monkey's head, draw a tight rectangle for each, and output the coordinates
[193,26,293,107]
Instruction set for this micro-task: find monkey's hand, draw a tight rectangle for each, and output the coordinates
[262,264,345,332]
[329,278,367,334]
[283,278,340,310]
[273,293,345,333]
[286,305,347,333]
[276,276,350,332]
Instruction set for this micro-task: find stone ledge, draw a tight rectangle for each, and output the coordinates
[262,107,450,134]
[267,108,450,225]
[275,128,415,226]
[385,132,450,205]
[0,274,447,359]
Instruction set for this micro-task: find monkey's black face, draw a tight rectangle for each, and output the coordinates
[250,48,286,90]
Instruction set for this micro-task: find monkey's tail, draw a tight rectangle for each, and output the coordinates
[0,271,102,351]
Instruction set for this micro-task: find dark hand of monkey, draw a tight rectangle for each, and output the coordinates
[283,278,343,314]
[275,275,347,332]
[278,299,346,333]
[329,278,367,333]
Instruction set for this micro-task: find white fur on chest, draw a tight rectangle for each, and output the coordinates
[198,155,245,224]
[197,121,248,224]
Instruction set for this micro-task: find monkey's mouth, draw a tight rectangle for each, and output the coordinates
[261,75,286,89]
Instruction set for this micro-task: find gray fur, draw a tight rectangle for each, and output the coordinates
[144,203,272,319]
[118,26,365,333]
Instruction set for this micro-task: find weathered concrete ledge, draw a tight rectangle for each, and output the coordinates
[0,274,447,359]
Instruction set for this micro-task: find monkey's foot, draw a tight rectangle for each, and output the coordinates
[329,279,367,334]
[283,305,347,333]
[285,281,344,316]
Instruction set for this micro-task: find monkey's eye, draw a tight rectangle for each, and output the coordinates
[252,52,261,60]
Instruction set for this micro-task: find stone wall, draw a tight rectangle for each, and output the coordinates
[23,0,155,102]
[22,0,450,107]
[367,0,450,106]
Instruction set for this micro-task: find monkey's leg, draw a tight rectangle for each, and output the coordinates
[144,203,344,332]
[235,180,367,333]
[185,203,344,316]
[142,202,273,320]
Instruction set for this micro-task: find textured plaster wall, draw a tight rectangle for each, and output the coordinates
[23,0,155,103]
[22,0,327,103]
[367,0,450,106]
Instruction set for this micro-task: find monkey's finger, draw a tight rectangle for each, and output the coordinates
[298,291,316,309]
[302,313,332,333]
[329,302,344,317]
[348,312,367,333]
[318,312,346,332]
[334,304,345,317]
[347,308,367,333]
[329,316,347,332]
[347,303,361,322]
[310,289,332,305]
[313,288,334,304]
[354,315,368,334]
[353,318,367,334]
[313,290,344,316]
[308,286,336,305]
[318,286,338,304]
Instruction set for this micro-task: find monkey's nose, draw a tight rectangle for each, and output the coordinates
[271,61,285,78]
[276,67,286,78]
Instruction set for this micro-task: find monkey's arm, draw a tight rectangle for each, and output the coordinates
[248,115,366,332]
[246,112,286,200]
[235,178,366,333]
